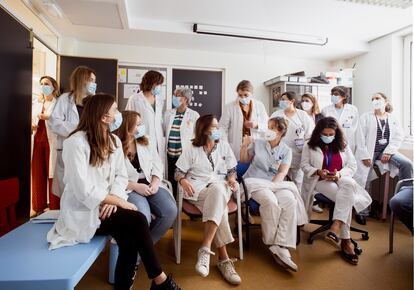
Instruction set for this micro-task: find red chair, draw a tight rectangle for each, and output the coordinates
[0,178,19,236]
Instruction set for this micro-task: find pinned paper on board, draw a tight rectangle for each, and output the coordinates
[127,69,147,84]
[118,68,127,83]
[124,84,140,99]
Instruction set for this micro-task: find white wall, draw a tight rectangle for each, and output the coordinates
[67,41,331,111]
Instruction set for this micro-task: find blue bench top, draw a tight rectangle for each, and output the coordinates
[0,222,108,290]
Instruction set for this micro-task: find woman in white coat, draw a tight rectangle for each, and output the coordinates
[270,91,314,195]
[175,115,241,285]
[321,86,368,159]
[116,110,177,244]
[354,93,412,222]
[126,70,166,165]
[240,116,308,272]
[164,87,199,196]
[301,117,372,265]
[48,66,97,197]
[31,76,59,214]
[47,93,182,290]
[219,80,268,163]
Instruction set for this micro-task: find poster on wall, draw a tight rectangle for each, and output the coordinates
[172,69,223,118]
[117,65,167,110]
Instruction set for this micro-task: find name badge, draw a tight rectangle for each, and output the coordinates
[378,138,388,145]
[294,138,305,150]
[342,122,351,128]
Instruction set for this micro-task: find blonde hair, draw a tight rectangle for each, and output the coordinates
[236,80,253,93]
[301,93,320,114]
[69,66,96,105]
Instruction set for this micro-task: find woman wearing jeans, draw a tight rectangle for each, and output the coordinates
[47,94,181,290]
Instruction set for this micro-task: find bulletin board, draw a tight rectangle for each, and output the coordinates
[117,65,167,111]
[172,68,223,118]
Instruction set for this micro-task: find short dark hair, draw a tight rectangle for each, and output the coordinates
[331,86,349,104]
[281,91,297,105]
[140,70,164,92]
[192,114,218,147]
[307,117,346,153]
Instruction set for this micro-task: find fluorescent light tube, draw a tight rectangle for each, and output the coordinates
[193,23,328,46]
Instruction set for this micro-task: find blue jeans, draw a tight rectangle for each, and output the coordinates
[127,187,177,244]
[390,186,413,234]
[359,152,413,216]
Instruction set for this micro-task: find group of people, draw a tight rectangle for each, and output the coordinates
[30,66,413,289]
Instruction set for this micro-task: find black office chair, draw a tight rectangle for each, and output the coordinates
[307,193,369,251]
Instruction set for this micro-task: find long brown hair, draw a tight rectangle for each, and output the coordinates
[69,66,96,105]
[69,93,116,167]
[192,114,218,147]
[114,111,149,159]
[39,76,60,101]
[140,70,164,92]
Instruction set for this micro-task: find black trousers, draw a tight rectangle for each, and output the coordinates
[167,155,179,199]
[96,208,162,290]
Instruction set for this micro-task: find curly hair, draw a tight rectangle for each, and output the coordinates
[307,117,347,153]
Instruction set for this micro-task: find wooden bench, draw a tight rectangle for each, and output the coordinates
[0,221,109,290]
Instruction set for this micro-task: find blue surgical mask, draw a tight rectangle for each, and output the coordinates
[331,95,341,105]
[134,124,146,139]
[209,129,221,141]
[172,95,181,108]
[41,85,53,96]
[109,112,122,132]
[320,134,335,144]
[86,82,97,95]
[152,86,162,96]
[279,100,290,110]
[239,97,251,105]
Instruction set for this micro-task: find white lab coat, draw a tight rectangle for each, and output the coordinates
[48,92,80,197]
[163,107,199,176]
[300,143,372,219]
[175,141,237,201]
[126,92,165,166]
[47,131,128,249]
[354,112,404,186]
[124,139,166,193]
[270,109,314,168]
[32,96,57,178]
[321,104,368,158]
[219,99,268,160]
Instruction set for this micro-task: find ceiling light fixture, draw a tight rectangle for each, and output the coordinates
[193,23,328,46]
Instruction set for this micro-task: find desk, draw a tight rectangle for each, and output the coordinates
[0,222,108,290]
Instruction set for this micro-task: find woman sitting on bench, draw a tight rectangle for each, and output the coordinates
[47,93,181,290]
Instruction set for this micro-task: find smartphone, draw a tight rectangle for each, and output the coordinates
[326,172,335,176]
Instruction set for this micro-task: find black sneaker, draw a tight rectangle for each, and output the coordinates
[150,274,182,290]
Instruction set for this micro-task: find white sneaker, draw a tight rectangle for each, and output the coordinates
[217,258,241,285]
[195,247,214,277]
[269,245,298,272]
[312,204,323,213]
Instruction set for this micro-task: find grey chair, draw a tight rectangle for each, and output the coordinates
[389,178,414,254]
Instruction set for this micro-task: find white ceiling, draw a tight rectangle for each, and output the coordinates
[27,0,412,60]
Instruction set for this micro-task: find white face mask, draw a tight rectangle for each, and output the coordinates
[301,101,313,112]
[264,129,277,141]
[372,99,386,111]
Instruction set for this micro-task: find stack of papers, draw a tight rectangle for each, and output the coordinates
[31,210,60,223]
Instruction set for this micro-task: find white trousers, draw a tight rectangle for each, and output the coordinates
[288,167,303,195]
[315,177,357,239]
[190,182,234,248]
[251,188,297,249]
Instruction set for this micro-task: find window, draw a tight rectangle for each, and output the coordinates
[403,33,412,138]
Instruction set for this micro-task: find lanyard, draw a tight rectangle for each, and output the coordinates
[375,115,388,140]
[325,149,333,168]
